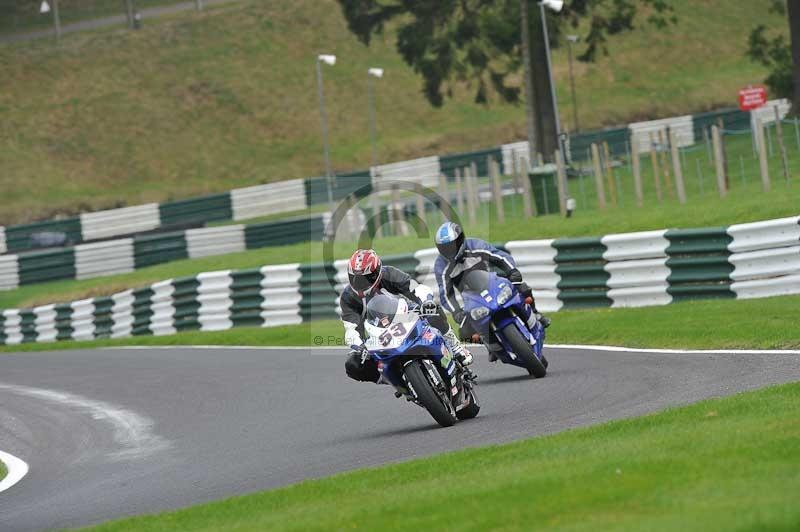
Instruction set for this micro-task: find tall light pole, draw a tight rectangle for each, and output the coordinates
[367,67,384,169]
[566,34,580,133]
[40,0,61,40]
[539,0,564,152]
[124,0,135,28]
[316,54,336,208]
[520,0,536,168]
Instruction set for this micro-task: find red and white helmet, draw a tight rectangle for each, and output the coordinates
[348,249,383,297]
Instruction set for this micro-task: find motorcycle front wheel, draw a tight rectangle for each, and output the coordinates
[456,385,480,420]
[501,323,547,378]
[404,361,458,427]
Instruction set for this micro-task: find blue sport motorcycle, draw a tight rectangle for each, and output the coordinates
[459,270,548,378]
[363,294,479,427]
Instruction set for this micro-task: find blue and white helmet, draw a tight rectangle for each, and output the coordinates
[435,222,466,261]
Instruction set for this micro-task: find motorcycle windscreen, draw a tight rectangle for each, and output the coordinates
[459,269,493,294]
[364,295,419,351]
[365,294,402,326]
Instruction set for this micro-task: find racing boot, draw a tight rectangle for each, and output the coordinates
[537,313,551,329]
[524,294,551,329]
[484,338,504,363]
[443,329,473,366]
[525,308,551,329]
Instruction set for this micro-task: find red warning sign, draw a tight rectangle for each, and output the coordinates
[738,86,767,111]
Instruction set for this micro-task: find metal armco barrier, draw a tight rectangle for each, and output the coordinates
[2,215,800,346]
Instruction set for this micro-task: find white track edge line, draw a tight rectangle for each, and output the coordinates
[545,344,800,355]
[0,449,29,494]
[104,344,800,355]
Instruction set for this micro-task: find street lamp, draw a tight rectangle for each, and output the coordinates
[367,67,384,169]
[566,35,580,133]
[539,0,564,153]
[316,54,337,208]
[40,0,61,40]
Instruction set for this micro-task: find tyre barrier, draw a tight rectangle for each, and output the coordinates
[0,215,325,292]
[1,215,799,346]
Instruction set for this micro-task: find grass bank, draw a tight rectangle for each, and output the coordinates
[4,294,800,353]
[83,381,800,531]
[0,0,782,224]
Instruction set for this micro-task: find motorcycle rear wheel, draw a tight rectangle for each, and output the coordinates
[501,323,547,378]
[404,361,458,427]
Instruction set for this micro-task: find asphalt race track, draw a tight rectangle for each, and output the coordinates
[1,345,799,531]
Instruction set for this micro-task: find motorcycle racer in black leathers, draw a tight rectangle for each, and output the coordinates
[341,249,473,383]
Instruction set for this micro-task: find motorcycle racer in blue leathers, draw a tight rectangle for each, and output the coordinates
[433,222,550,361]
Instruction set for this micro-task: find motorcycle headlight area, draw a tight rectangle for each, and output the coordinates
[496,284,513,305]
[470,306,490,320]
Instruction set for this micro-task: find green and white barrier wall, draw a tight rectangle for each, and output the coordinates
[0,179,309,254]
[0,215,326,291]
[1,215,798,346]
[2,103,782,254]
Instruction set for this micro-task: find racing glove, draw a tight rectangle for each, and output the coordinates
[349,343,369,365]
[506,269,523,283]
[517,282,533,300]
[420,299,438,316]
[505,269,533,299]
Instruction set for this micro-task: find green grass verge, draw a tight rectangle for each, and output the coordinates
[0,0,783,224]
[82,381,800,531]
[0,459,6,483]
[5,294,800,353]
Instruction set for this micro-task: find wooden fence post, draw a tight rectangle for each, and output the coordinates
[464,166,478,226]
[602,141,617,207]
[391,185,409,236]
[649,132,663,202]
[555,149,568,216]
[669,129,687,204]
[519,156,535,218]
[756,118,771,192]
[511,155,522,195]
[489,157,505,223]
[591,143,607,210]
[342,193,358,241]
[455,168,465,216]
[415,185,426,231]
[712,125,728,197]
[703,126,713,163]
[631,133,643,207]
[469,161,481,211]
[774,105,791,183]
[438,172,450,222]
[369,186,382,238]
[385,188,396,236]
[716,118,730,189]
[658,129,674,199]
